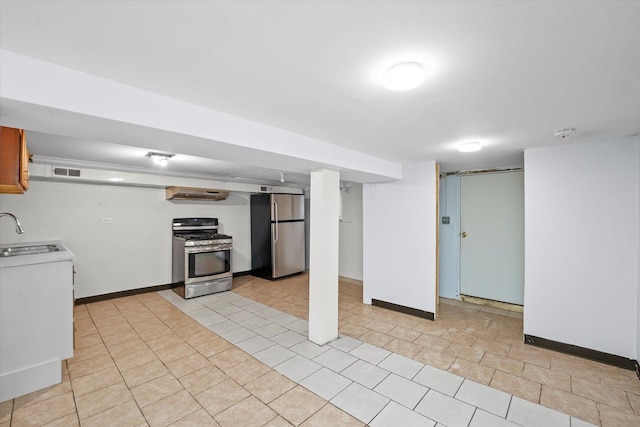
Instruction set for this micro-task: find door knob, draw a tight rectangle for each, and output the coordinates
[461,231,468,238]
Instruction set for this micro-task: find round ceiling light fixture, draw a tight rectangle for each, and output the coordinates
[458,142,483,153]
[383,62,425,91]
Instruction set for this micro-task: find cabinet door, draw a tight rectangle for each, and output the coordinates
[0,126,28,194]
[19,130,29,191]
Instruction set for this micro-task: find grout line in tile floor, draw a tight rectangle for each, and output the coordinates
[157,288,593,427]
[2,275,638,426]
[233,275,640,427]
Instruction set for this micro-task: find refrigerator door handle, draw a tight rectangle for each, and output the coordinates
[273,200,279,243]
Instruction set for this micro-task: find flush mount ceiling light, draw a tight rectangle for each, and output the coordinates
[146,152,174,166]
[458,142,483,153]
[383,62,425,91]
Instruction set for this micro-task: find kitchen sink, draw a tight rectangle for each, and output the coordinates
[0,244,64,257]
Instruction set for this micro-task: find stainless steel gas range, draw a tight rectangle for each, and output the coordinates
[171,217,232,299]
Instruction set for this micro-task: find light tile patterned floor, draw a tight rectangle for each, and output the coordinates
[1,274,638,426]
[234,274,640,427]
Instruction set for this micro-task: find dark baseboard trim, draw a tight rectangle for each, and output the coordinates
[75,273,253,305]
[251,269,305,281]
[75,283,174,305]
[233,271,252,277]
[525,334,638,373]
[372,299,434,321]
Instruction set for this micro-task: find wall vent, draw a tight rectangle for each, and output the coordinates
[53,167,81,177]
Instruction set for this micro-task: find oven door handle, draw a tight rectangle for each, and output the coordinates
[273,200,279,243]
[186,246,230,254]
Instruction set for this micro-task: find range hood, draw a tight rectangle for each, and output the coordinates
[166,186,229,201]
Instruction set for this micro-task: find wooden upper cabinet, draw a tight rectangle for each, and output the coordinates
[0,126,29,194]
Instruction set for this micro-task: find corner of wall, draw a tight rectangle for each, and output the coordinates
[361,161,437,313]
[525,135,639,359]
[636,135,640,362]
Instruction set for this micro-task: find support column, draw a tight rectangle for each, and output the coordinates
[308,168,340,345]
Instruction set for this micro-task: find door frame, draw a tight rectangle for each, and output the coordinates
[437,167,524,303]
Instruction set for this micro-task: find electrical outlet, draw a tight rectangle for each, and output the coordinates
[442,216,450,224]
[102,218,113,224]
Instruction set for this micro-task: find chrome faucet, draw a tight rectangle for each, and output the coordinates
[0,212,25,234]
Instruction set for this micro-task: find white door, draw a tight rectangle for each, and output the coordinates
[460,171,524,305]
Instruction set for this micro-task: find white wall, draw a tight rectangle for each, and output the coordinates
[362,161,438,314]
[339,183,363,281]
[0,181,251,298]
[438,175,461,299]
[524,136,639,359]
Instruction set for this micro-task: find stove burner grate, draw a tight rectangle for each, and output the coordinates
[174,232,232,241]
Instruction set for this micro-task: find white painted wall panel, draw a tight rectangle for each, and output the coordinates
[339,183,363,281]
[0,181,251,298]
[363,161,437,314]
[524,136,639,359]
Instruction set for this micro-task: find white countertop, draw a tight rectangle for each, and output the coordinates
[0,240,75,268]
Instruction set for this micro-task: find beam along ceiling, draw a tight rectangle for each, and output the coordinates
[1,0,639,186]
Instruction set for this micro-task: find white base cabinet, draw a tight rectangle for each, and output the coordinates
[0,241,74,402]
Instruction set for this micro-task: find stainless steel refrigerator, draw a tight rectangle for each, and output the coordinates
[251,193,306,279]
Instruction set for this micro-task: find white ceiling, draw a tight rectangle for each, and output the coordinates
[1,0,639,186]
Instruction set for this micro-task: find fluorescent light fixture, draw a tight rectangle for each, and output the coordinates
[146,152,174,166]
[108,177,124,182]
[458,142,482,152]
[383,62,425,91]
